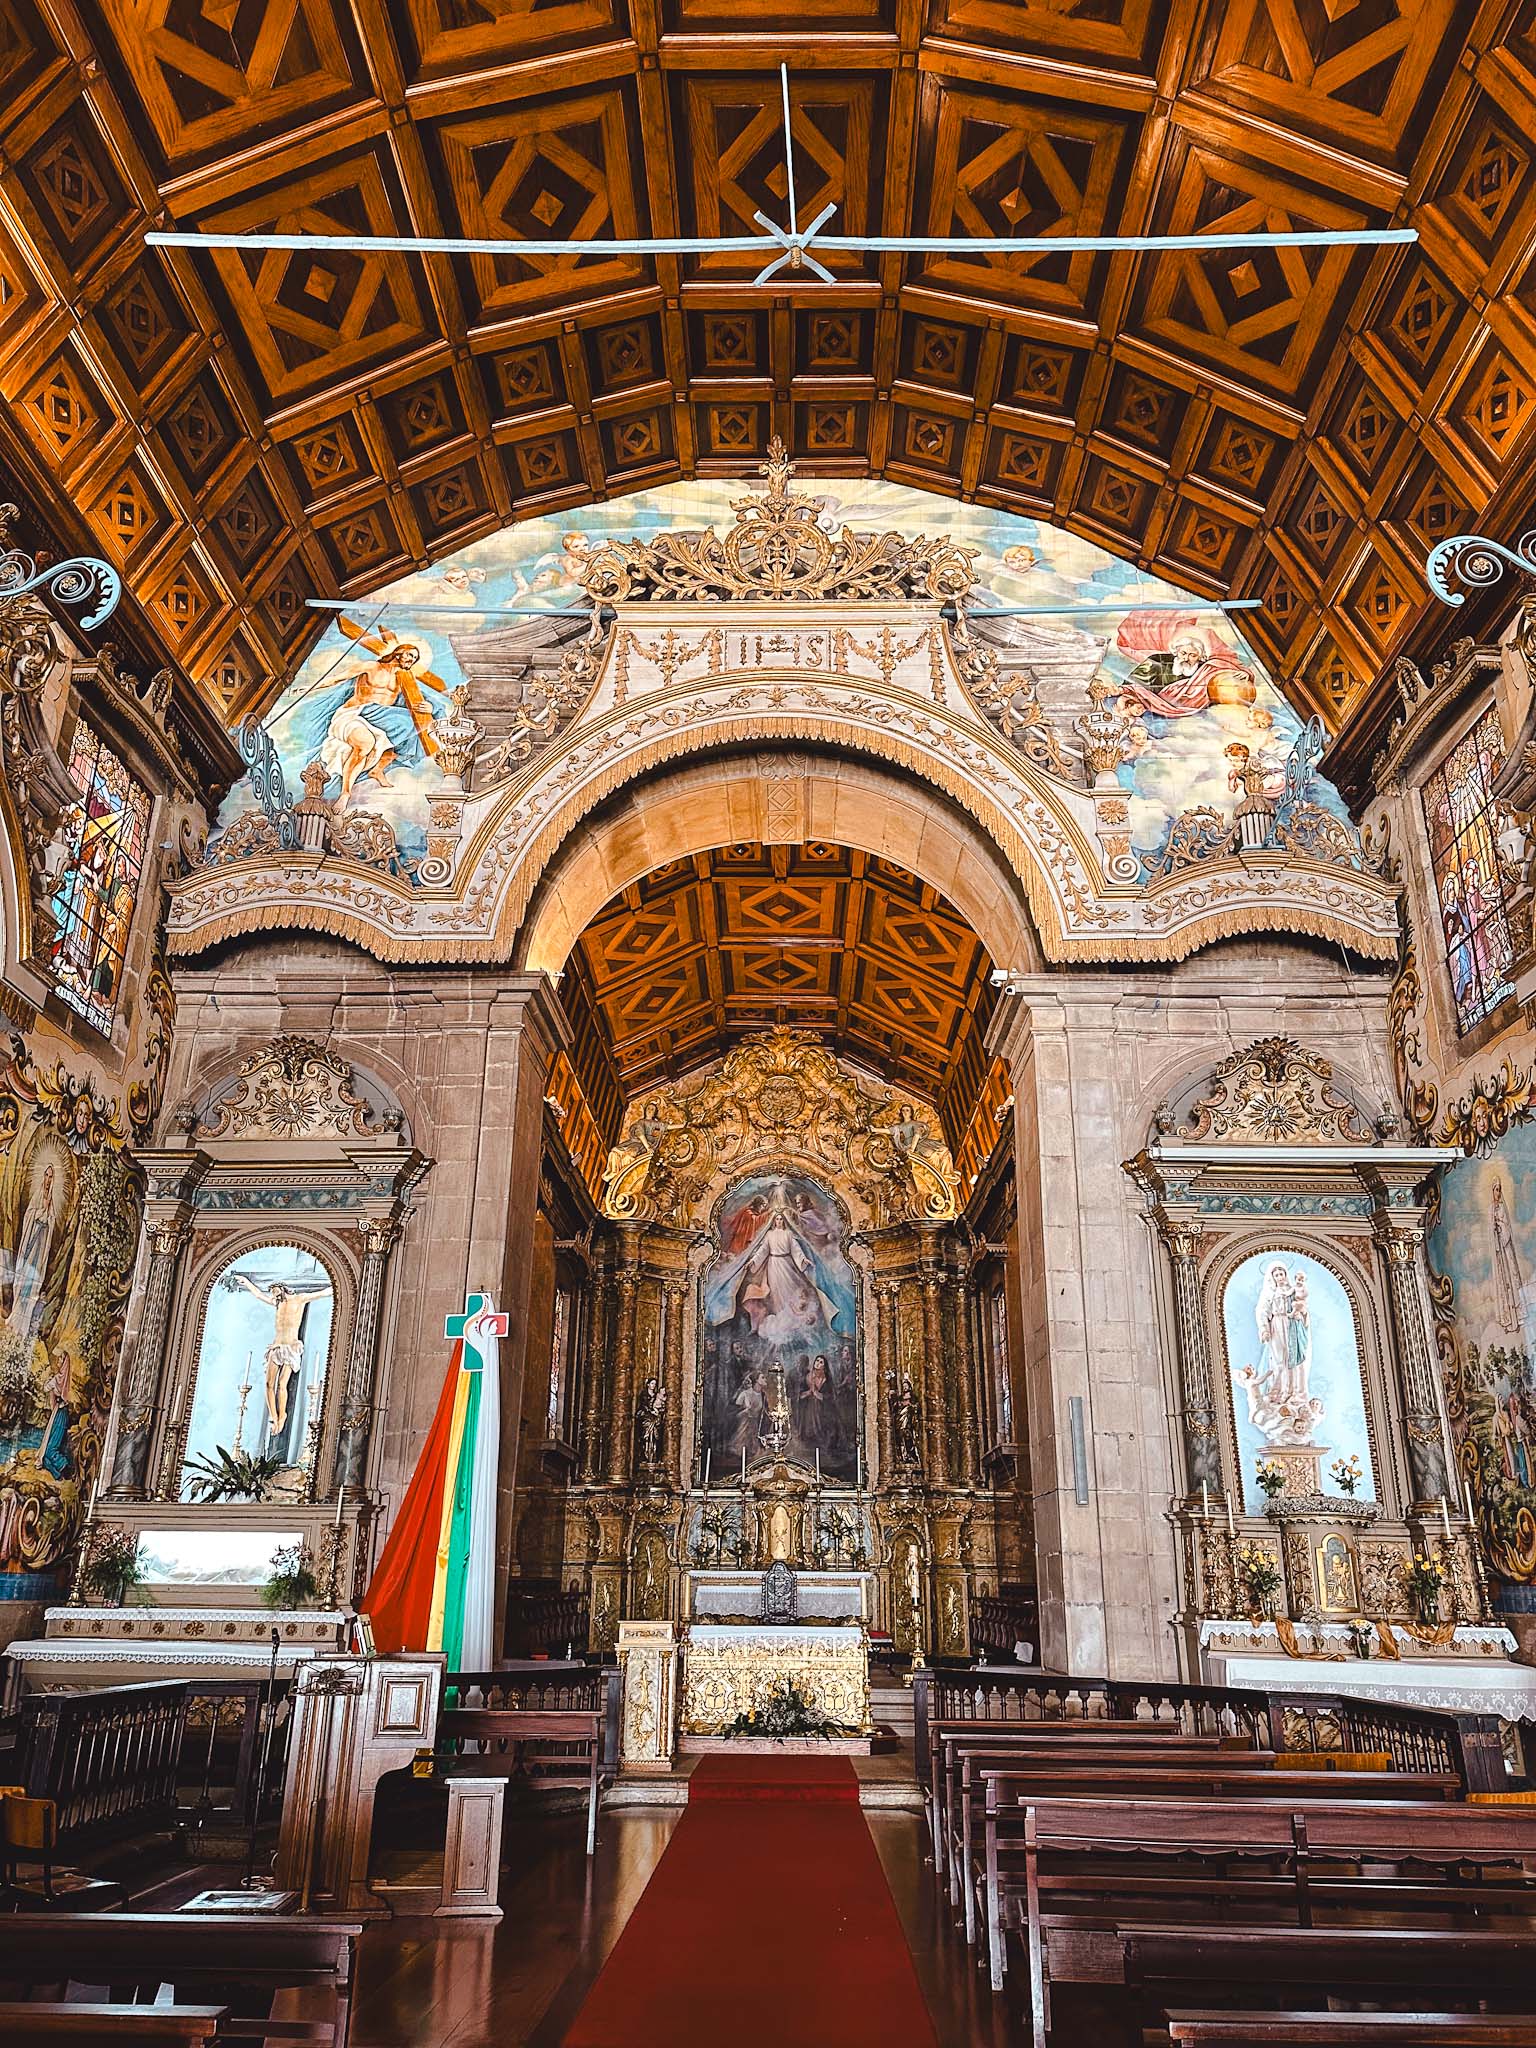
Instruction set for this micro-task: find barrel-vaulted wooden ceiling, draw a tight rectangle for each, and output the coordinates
[562,844,997,1146]
[1,1,1533,758]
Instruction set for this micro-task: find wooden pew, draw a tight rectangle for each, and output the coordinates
[0,2005,230,2045]
[929,1725,1246,1891]
[1002,1801,1536,2030]
[966,1761,1457,1957]
[1166,2016,1536,2048]
[0,1913,362,2047]
[940,1741,1278,1939]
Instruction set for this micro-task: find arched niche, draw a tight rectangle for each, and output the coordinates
[1208,1235,1388,1517]
[178,1238,343,1502]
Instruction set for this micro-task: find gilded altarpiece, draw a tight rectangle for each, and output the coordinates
[549,1027,1000,1665]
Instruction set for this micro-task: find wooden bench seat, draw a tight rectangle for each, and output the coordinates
[1002,1804,1536,2036]
[1166,2014,1536,2048]
[0,2003,230,2044]
[0,1912,362,2047]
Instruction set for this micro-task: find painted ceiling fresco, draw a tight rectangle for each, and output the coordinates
[218,478,1350,878]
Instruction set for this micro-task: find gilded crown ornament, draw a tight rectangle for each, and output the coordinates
[566,439,979,606]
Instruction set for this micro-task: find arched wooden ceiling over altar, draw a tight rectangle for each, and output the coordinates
[563,843,998,1144]
[1,3,1531,773]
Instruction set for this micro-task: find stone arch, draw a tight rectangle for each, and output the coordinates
[516,746,1044,977]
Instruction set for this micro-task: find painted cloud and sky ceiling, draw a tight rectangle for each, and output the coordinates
[222,478,1349,874]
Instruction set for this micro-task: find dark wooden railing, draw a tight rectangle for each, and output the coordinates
[970,1588,1039,1664]
[911,1668,1509,1792]
[445,1663,622,1772]
[15,1682,188,1839]
[504,1584,589,1659]
[177,1677,292,1830]
[14,1676,292,1844]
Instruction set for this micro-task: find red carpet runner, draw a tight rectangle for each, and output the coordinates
[562,1754,939,2048]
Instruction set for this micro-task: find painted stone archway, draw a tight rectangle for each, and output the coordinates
[167,452,1398,974]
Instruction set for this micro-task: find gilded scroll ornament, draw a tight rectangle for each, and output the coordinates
[599,1027,961,1227]
[1174,1037,1372,1146]
[197,1037,385,1142]
[566,439,978,607]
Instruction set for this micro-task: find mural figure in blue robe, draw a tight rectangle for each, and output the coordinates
[280,621,452,804]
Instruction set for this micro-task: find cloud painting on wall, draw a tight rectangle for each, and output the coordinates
[1429,1123,1536,1593]
[215,479,1347,874]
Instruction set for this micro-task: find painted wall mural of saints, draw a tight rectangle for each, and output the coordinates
[699,1175,859,1483]
[1428,1125,1536,1590]
[0,1047,139,1586]
[181,1248,335,1498]
[1222,1250,1376,1514]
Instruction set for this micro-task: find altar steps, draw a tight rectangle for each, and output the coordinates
[871,1681,916,1743]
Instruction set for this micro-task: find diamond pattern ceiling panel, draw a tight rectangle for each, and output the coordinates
[0,0,1528,759]
[568,844,997,1139]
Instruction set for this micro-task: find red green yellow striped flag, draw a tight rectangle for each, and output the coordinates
[362,1292,506,1668]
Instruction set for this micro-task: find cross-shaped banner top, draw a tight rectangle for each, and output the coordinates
[445,1292,509,1370]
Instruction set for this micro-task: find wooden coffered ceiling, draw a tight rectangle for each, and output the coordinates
[563,843,997,1144]
[2,2,1534,761]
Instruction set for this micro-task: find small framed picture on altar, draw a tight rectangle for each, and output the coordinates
[353,1612,376,1658]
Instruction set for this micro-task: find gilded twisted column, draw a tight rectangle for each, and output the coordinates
[334,1219,397,1488]
[951,1266,981,1487]
[919,1239,950,1486]
[606,1228,642,1486]
[1157,1216,1222,1494]
[662,1276,687,1487]
[873,1279,899,1482]
[1374,1214,1452,1504]
[108,1214,192,1498]
[579,1254,610,1483]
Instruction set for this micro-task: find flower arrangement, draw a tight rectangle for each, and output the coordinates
[718,1680,850,1741]
[261,1542,320,1611]
[1402,1550,1447,1617]
[1329,1454,1363,1497]
[1254,1457,1286,1501]
[81,1527,145,1605]
[1234,1541,1282,1615]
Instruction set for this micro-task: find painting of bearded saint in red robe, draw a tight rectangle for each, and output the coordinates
[1114,610,1257,719]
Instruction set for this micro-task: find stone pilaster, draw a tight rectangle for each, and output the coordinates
[107,1149,209,1499]
[1156,1212,1224,1495]
[1373,1211,1453,1506]
[334,1219,398,1489]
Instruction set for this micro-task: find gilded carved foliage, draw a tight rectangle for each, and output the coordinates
[599,1027,960,1228]
[1171,1036,1373,1146]
[567,439,979,607]
[196,1037,393,1143]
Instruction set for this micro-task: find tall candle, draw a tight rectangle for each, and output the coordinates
[741,1445,747,1484]
[1464,1476,1477,1523]
[816,1448,822,1485]
[1225,1491,1235,1539]
[704,1448,711,1489]
[1440,1493,1452,1541]
[1201,1480,1210,1518]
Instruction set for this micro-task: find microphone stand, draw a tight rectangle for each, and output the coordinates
[242,1626,282,1891]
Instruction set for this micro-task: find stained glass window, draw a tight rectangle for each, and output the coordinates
[1422,705,1516,1035]
[48,724,151,1034]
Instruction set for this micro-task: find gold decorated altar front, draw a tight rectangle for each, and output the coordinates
[680,1623,872,1735]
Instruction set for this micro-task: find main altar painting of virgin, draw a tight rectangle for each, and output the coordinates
[700,1176,859,1483]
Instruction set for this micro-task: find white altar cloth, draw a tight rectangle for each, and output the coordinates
[1205,1647,1536,1722]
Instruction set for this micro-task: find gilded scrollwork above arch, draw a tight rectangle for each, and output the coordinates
[600,1027,961,1230]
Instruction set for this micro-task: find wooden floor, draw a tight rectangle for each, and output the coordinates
[347,1805,1010,2048]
